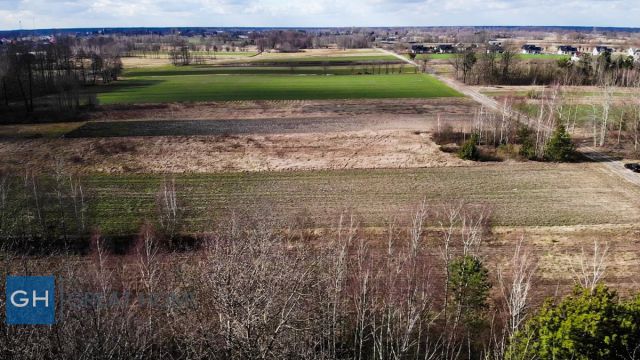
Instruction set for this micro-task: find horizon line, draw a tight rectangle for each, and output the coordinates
[2,25,640,32]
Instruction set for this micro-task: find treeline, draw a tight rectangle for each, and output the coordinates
[452,49,640,86]
[118,31,373,58]
[0,36,122,117]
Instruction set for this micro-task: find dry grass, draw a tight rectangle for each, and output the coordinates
[0,130,465,173]
[491,224,640,295]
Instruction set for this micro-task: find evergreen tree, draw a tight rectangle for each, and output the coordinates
[516,125,536,160]
[544,124,575,162]
[449,255,492,323]
[459,133,481,161]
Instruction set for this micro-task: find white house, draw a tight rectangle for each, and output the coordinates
[557,45,578,55]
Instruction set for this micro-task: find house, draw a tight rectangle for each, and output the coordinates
[592,46,613,56]
[410,44,433,54]
[456,43,477,52]
[521,44,542,54]
[557,45,578,55]
[436,44,455,54]
[487,40,504,54]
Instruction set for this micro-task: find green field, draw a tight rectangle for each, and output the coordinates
[409,53,569,61]
[124,64,418,77]
[98,72,461,104]
[129,51,258,57]
[86,164,640,234]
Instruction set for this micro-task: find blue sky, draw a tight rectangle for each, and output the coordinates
[0,0,638,30]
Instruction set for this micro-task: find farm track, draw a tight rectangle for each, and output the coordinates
[379,48,640,189]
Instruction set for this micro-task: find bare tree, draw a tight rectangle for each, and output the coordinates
[599,81,613,147]
[570,240,610,291]
[498,236,537,337]
[156,178,180,242]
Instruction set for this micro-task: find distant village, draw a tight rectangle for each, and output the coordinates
[407,39,640,62]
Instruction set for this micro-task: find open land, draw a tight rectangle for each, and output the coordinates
[3,47,640,289]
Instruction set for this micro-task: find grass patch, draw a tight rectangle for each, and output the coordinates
[514,103,634,127]
[410,54,456,60]
[0,122,84,139]
[517,54,570,60]
[97,73,461,104]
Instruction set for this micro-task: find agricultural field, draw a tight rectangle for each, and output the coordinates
[123,64,417,76]
[0,98,480,173]
[96,48,454,104]
[128,50,259,57]
[85,163,640,234]
[97,72,461,104]
[5,21,640,359]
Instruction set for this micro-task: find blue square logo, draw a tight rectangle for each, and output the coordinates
[5,276,55,325]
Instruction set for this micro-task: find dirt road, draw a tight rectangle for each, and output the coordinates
[378,48,640,188]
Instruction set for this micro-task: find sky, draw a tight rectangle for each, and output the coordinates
[0,0,639,30]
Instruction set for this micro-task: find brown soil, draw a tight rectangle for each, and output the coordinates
[88,98,480,122]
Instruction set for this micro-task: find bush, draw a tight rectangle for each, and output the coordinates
[507,285,640,360]
[459,133,480,161]
[544,124,575,162]
[526,89,541,99]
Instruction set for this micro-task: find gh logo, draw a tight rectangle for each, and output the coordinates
[5,276,55,325]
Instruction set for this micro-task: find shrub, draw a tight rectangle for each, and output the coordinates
[459,133,480,161]
[526,89,541,99]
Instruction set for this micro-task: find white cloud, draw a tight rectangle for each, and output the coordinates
[0,0,638,29]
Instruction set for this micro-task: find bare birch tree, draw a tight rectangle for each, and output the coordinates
[570,240,610,291]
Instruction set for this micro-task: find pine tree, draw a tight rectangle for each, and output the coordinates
[544,124,575,162]
[459,133,481,161]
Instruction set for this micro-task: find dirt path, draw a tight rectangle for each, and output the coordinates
[378,48,640,188]
[581,147,640,187]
